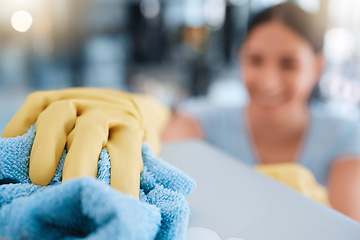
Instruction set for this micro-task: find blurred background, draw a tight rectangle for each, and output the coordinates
[1,0,360,132]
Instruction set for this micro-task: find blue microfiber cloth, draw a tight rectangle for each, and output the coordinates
[0,125,196,240]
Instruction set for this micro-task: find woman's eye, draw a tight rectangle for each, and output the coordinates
[247,55,263,66]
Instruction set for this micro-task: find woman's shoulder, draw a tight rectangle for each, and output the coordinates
[309,103,360,155]
[310,103,360,133]
[182,103,245,142]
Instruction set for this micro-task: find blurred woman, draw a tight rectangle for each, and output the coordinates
[162,2,360,222]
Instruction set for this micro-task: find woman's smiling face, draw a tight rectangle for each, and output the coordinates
[240,20,323,112]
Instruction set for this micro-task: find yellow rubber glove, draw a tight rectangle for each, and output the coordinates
[256,163,331,206]
[2,88,171,198]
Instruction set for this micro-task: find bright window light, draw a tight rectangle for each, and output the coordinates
[140,0,160,19]
[204,0,226,30]
[11,10,33,33]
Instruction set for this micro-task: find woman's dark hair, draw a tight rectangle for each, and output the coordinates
[245,2,325,53]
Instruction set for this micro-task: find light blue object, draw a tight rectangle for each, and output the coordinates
[0,125,196,240]
[194,105,360,185]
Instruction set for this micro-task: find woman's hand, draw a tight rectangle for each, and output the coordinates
[328,158,360,222]
[2,88,171,198]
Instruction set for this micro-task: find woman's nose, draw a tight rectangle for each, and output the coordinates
[257,67,283,93]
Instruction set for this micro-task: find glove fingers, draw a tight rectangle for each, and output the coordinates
[2,91,53,137]
[62,112,109,182]
[29,101,77,186]
[106,125,144,198]
[2,89,138,138]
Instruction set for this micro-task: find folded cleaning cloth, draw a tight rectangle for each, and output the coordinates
[0,125,196,240]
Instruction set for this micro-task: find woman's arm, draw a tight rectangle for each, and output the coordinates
[161,112,203,142]
[328,158,360,222]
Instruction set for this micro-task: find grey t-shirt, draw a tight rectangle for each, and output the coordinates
[193,106,360,185]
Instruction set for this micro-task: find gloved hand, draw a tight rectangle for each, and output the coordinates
[255,163,331,206]
[2,88,171,198]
